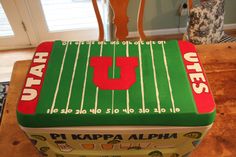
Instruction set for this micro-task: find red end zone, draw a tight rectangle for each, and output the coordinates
[17,42,53,114]
[178,41,215,114]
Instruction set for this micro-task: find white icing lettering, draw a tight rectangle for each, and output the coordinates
[21,51,48,102]
[30,64,45,77]
[183,52,209,94]
[22,88,37,101]
[189,73,206,82]
[187,63,202,72]
[25,77,41,87]
[193,83,209,94]
[34,52,48,63]
[184,52,198,62]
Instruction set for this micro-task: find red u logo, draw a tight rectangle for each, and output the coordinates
[90,57,138,90]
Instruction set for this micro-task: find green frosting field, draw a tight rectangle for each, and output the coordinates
[17,40,215,127]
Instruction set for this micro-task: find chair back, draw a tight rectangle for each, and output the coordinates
[92,0,146,41]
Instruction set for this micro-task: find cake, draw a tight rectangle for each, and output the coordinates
[17,40,215,157]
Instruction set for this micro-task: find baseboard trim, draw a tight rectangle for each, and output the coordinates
[128,23,236,38]
[224,23,236,30]
[128,27,186,38]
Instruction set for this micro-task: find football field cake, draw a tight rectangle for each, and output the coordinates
[17,40,215,157]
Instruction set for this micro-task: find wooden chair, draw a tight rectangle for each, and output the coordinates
[92,0,146,41]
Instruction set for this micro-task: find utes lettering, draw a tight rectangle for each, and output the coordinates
[184,52,209,94]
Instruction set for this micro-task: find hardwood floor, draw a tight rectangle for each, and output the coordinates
[0,29,235,82]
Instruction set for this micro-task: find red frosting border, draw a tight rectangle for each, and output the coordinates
[17,42,53,114]
[178,41,215,114]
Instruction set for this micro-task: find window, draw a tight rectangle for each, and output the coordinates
[26,0,106,41]
[40,0,103,32]
[0,0,31,50]
[0,3,14,37]
[0,0,108,50]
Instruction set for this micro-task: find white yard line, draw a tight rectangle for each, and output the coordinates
[161,43,176,113]
[50,42,69,114]
[150,42,161,113]
[111,43,116,114]
[138,42,145,112]
[94,88,99,114]
[80,42,92,112]
[126,41,130,114]
[65,42,81,113]
[94,42,103,114]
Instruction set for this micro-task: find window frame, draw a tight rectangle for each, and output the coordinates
[26,0,102,42]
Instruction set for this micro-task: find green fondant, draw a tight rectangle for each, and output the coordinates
[17,40,215,127]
